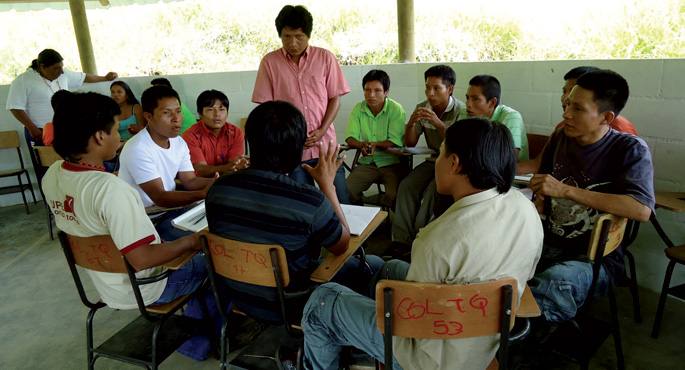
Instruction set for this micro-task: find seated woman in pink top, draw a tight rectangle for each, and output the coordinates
[181,90,247,177]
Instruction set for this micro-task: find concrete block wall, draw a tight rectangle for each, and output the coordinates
[0,59,683,292]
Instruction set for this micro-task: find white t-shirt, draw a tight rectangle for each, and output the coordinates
[395,188,544,370]
[42,160,166,309]
[118,128,194,207]
[5,68,86,128]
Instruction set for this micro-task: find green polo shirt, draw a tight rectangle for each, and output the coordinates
[460,104,529,160]
[345,97,406,168]
[179,103,196,134]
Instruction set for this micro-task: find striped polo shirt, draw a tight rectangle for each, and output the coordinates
[206,168,343,320]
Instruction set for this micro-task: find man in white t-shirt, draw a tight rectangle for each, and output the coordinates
[42,91,205,310]
[118,85,215,241]
[299,118,544,370]
[6,49,117,145]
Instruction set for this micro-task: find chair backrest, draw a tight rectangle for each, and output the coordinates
[587,213,627,261]
[63,233,127,273]
[375,277,518,339]
[527,133,549,159]
[202,232,290,288]
[0,130,20,149]
[34,146,63,167]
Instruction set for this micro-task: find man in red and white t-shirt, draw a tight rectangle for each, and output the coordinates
[42,91,206,309]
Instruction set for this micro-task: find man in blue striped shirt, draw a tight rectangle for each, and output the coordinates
[205,101,382,321]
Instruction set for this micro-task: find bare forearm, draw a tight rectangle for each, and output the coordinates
[345,137,365,149]
[373,140,397,150]
[320,183,350,233]
[320,96,341,132]
[404,124,420,147]
[127,237,197,270]
[564,188,651,221]
[180,176,214,191]
[193,163,231,177]
[517,156,540,175]
[10,109,37,129]
[150,190,206,208]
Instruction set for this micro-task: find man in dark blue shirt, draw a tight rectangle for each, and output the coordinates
[529,70,655,322]
[206,101,382,321]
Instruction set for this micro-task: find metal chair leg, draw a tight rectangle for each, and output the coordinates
[220,320,229,370]
[86,308,97,370]
[625,251,642,323]
[652,260,676,338]
[608,285,625,370]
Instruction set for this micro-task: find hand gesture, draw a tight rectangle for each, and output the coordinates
[415,107,445,130]
[361,142,375,156]
[529,174,569,199]
[305,128,324,148]
[105,72,118,81]
[303,140,342,191]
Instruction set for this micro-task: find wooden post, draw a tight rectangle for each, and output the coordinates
[68,0,97,74]
[397,0,415,63]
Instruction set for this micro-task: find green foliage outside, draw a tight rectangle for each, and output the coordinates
[0,0,683,84]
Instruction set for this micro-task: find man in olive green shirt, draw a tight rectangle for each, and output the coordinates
[345,70,407,208]
[463,74,528,160]
[392,65,465,246]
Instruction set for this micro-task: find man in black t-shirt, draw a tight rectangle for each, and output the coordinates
[528,70,655,322]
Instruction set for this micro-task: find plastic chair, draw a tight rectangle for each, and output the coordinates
[58,231,202,370]
[0,130,37,214]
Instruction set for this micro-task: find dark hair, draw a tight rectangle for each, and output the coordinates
[424,65,456,88]
[275,5,313,37]
[30,49,63,70]
[563,66,599,81]
[443,118,515,193]
[50,89,71,110]
[245,101,306,173]
[110,80,140,106]
[141,85,180,114]
[362,69,390,92]
[469,75,501,106]
[150,77,172,88]
[196,89,230,114]
[53,92,120,162]
[575,69,629,115]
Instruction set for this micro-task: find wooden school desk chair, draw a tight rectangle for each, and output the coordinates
[0,130,36,214]
[375,277,521,370]
[58,232,201,370]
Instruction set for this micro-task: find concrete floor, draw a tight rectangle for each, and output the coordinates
[1,203,684,370]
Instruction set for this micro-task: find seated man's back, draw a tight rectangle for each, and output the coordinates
[300,118,544,370]
[206,101,383,322]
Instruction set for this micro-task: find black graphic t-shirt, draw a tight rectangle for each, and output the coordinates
[538,128,655,277]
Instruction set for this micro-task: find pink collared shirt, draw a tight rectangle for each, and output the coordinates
[252,46,351,160]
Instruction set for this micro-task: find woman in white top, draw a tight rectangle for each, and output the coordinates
[6,48,118,144]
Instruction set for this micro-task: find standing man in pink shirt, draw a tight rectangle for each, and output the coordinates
[252,4,351,203]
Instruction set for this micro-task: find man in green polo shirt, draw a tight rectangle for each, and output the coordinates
[463,74,528,160]
[345,70,407,208]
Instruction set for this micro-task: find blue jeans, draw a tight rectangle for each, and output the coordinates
[328,254,385,297]
[154,254,208,304]
[302,260,409,370]
[291,158,350,204]
[154,207,194,242]
[529,260,609,322]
